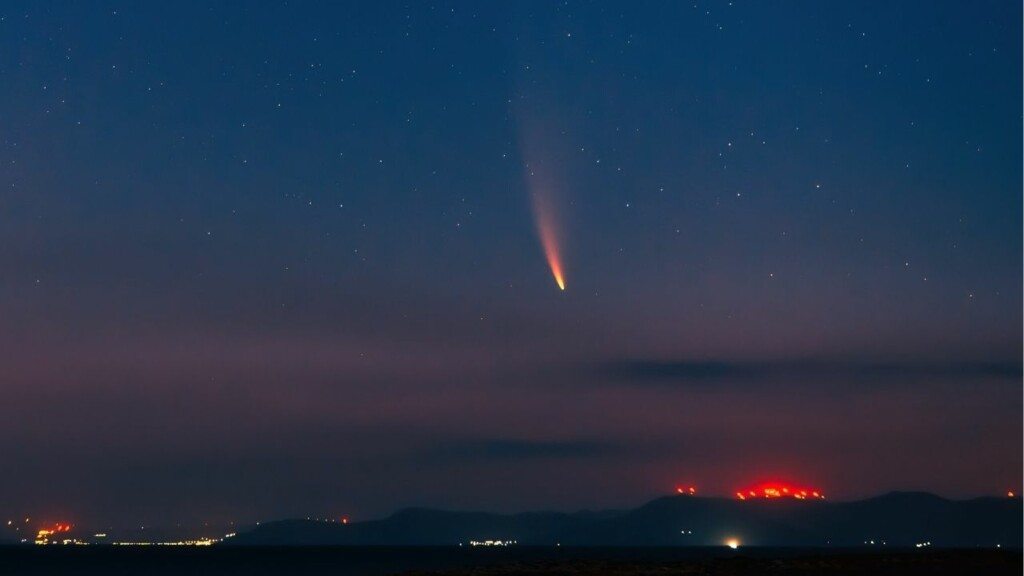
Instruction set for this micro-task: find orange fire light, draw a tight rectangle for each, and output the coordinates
[736,483,825,501]
[36,523,72,541]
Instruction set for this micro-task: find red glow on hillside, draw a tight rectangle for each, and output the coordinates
[736,483,825,500]
[35,523,73,542]
[676,486,697,495]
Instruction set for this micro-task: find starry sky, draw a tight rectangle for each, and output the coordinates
[1,1,1020,528]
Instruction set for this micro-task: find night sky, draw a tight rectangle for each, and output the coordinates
[1,1,1021,528]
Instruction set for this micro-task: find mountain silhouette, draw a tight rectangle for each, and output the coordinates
[226,492,1020,547]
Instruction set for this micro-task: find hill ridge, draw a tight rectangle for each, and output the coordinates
[227,492,1021,547]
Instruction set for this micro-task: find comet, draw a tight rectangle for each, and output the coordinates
[515,105,569,291]
[531,190,566,291]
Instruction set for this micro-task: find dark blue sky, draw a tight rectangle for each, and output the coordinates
[1,1,1020,528]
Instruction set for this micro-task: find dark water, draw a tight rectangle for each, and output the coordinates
[0,546,804,575]
[0,546,1018,575]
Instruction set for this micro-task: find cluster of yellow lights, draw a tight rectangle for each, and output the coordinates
[467,539,517,547]
[22,522,239,547]
[111,538,218,546]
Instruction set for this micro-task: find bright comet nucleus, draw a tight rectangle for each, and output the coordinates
[530,190,566,291]
[517,110,569,292]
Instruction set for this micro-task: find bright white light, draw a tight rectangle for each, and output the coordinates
[725,538,740,549]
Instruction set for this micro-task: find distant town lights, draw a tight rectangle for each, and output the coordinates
[468,540,517,547]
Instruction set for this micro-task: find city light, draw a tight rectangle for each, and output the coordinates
[468,540,517,547]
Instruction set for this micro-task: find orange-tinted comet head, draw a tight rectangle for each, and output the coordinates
[532,192,565,291]
[552,269,565,291]
[517,112,569,292]
[542,233,566,291]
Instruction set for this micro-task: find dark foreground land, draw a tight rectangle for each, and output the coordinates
[0,547,1019,576]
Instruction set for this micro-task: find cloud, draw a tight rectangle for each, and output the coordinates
[597,359,1022,385]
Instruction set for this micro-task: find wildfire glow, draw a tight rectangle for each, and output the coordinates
[35,523,72,545]
[736,482,825,500]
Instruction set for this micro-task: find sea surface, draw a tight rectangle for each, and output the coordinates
[0,545,1019,575]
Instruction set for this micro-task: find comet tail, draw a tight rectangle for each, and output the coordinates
[531,192,565,290]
